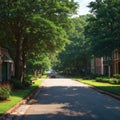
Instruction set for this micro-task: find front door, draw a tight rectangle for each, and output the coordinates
[2,62,7,81]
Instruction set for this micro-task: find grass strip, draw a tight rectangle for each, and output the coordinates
[74,78,120,96]
[41,74,47,78]
[0,79,42,115]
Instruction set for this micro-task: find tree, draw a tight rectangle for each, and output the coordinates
[86,0,120,57]
[0,0,78,83]
[54,16,90,75]
[27,53,51,76]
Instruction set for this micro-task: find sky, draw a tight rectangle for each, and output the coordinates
[74,0,95,15]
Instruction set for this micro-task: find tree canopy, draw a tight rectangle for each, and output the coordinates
[85,0,120,57]
[0,0,78,81]
[53,16,90,75]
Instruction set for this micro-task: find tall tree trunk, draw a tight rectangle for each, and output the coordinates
[21,51,27,84]
[14,21,23,82]
[84,56,88,75]
[21,36,29,84]
[15,37,22,81]
[108,65,111,78]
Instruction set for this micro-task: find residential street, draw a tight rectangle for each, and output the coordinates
[15,78,120,120]
[0,1,120,120]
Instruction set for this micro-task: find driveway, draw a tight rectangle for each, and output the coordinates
[13,78,120,120]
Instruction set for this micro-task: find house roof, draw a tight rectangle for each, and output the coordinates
[1,55,13,63]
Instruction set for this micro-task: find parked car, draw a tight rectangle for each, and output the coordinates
[50,73,56,78]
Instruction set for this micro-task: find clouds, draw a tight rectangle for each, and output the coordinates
[74,0,95,15]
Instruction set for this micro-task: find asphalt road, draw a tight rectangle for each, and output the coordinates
[16,78,120,120]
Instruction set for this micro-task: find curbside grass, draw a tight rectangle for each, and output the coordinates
[74,78,120,96]
[0,79,42,116]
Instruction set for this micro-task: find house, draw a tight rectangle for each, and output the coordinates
[0,47,14,82]
[103,50,120,76]
[91,56,104,75]
[113,50,120,74]
[91,49,120,76]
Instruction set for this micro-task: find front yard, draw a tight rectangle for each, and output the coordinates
[74,78,120,96]
[0,79,42,116]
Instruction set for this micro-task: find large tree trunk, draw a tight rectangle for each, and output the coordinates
[21,36,29,84]
[84,56,88,75]
[15,37,22,81]
[21,51,27,84]
[14,21,24,82]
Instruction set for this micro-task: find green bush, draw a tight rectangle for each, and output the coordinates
[109,79,120,84]
[24,74,32,80]
[10,75,35,89]
[0,82,12,100]
[96,76,120,84]
[96,77,109,83]
[10,78,23,89]
[96,77,103,82]
[23,80,32,88]
[113,74,120,79]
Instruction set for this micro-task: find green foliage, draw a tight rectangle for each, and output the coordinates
[86,0,120,56]
[23,80,32,88]
[54,16,90,74]
[96,77,111,83]
[27,53,51,74]
[10,78,23,89]
[96,76,120,84]
[109,79,120,84]
[0,79,42,115]
[0,0,78,81]
[0,82,12,100]
[10,75,33,89]
[75,79,120,96]
[113,74,120,79]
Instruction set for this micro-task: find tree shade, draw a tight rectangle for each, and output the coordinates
[53,16,90,75]
[86,0,120,57]
[0,0,78,82]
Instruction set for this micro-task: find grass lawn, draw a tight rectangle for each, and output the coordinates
[74,78,120,96]
[41,72,48,78]
[41,74,47,78]
[0,79,42,116]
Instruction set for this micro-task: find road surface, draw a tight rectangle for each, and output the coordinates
[13,78,120,120]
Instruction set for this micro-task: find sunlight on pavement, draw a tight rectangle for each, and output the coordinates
[43,78,89,87]
[11,105,30,116]
[25,103,86,117]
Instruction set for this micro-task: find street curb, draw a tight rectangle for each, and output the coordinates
[89,85,120,101]
[0,87,40,120]
[74,79,120,101]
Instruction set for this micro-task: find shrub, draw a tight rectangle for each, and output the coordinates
[10,75,34,89]
[24,74,32,80]
[96,77,109,83]
[96,76,120,84]
[109,79,120,84]
[10,78,23,89]
[96,77,102,82]
[0,82,12,100]
[23,80,32,88]
[113,74,120,79]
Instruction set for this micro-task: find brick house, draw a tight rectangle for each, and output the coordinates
[113,50,120,74]
[91,50,120,76]
[91,56,104,75]
[103,50,120,76]
[0,47,14,82]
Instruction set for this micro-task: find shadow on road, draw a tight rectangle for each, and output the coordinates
[16,85,120,120]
